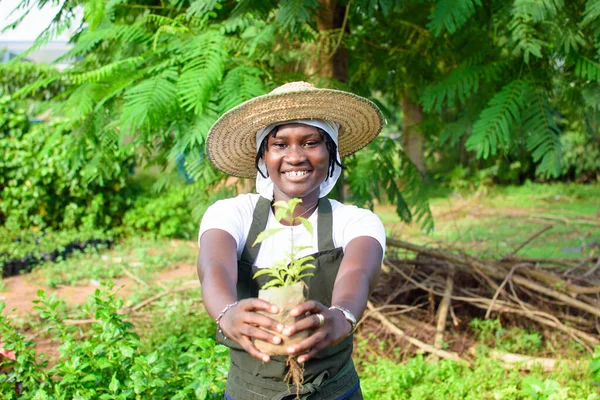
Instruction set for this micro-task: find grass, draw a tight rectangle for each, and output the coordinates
[358,354,600,400]
[32,237,197,288]
[378,182,600,260]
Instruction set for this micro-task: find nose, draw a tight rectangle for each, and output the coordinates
[284,144,307,164]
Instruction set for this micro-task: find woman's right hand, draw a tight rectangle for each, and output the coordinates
[219,298,283,362]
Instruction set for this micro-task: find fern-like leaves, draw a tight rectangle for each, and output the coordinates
[522,91,562,178]
[177,32,227,115]
[276,0,320,33]
[467,80,529,159]
[421,63,502,113]
[218,66,266,112]
[121,68,179,133]
[69,57,144,85]
[84,0,105,31]
[575,56,600,81]
[512,0,564,22]
[427,0,482,36]
[346,137,433,233]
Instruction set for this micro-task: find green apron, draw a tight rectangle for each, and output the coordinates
[217,196,363,400]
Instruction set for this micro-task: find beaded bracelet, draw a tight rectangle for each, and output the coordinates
[215,301,238,340]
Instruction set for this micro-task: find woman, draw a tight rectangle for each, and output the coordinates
[198,82,385,399]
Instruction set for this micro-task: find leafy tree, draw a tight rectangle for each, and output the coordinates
[349,0,600,182]
[13,0,600,230]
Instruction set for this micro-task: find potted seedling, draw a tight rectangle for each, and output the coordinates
[252,198,316,356]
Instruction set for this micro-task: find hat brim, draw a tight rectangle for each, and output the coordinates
[206,88,384,178]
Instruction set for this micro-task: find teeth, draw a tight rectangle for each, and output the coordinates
[285,171,308,177]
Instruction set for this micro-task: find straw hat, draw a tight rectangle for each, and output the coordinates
[206,81,384,178]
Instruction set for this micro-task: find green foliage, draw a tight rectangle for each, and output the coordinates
[0,63,64,100]
[590,346,600,385]
[0,227,111,267]
[0,286,228,398]
[0,94,29,139]
[523,89,563,178]
[252,199,316,289]
[575,56,600,81]
[0,117,134,231]
[121,186,199,240]
[427,0,482,36]
[421,62,502,113]
[467,79,529,159]
[33,237,194,288]
[520,377,570,400]
[560,131,600,181]
[357,353,598,400]
[346,136,434,232]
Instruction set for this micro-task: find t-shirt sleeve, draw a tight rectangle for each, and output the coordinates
[198,197,249,254]
[340,207,386,257]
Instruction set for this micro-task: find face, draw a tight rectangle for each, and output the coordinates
[262,123,329,202]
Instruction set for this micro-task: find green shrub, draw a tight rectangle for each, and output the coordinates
[121,187,199,240]
[560,131,600,182]
[358,354,599,400]
[0,104,135,230]
[0,286,228,399]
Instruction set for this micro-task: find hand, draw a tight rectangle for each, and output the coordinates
[219,298,284,362]
[281,300,352,364]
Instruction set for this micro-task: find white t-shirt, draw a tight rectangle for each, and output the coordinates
[199,193,386,269]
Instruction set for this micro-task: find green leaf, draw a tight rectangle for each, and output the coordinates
[522,90,562,178]
[252,268,278,279]
[252,228,285,246]
[110,372,120,392]
[467,80,529,159]
[427,0,482,36]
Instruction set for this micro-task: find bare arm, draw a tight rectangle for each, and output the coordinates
[197,229,239,319]
[283,236,383,363]
[331,235,382,319]
[198,229,283,362]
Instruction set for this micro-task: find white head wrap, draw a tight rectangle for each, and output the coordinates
[255,119,342,200]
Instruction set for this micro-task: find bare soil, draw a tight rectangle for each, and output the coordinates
[0,262,197,318]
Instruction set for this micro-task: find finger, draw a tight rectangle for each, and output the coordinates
[286,330,328,356]
[241,312,284,333]
[239,298,279,314]
[282,313,322,337]
[297,342,328,364]
[289,300,323,317]
[240,324,283,345]
[238,336,271,363]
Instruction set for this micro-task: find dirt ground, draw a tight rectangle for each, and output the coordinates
[0,261,198,317]
[1,258,199,360]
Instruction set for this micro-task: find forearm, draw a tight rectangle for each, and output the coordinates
[331,236,383,319]
[199,262,238,320]
[331,268,372,319]
[197,229,240,320]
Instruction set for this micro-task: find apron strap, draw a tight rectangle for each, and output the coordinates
[316,198,334,252]
[240,196,272,265]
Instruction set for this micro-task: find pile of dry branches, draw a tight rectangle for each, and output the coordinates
[363,236,600,367]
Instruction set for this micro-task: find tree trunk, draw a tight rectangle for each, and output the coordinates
[305,0,348,82]
[402,94,426,174]
[307,0,349,201]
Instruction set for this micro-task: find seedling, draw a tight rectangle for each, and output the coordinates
[252,198,316,289]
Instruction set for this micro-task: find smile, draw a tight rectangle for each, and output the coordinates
[284,171,310,177]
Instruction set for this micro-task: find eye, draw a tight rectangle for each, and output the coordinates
[303,140,320,148]
[271,142,287,149]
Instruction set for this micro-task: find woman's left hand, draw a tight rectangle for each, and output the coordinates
[281,300,352,364]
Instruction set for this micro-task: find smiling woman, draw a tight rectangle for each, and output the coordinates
[197,81,385,400]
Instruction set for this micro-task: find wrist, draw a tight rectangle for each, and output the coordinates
[329,306,357,337]
[216,301,238,339]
